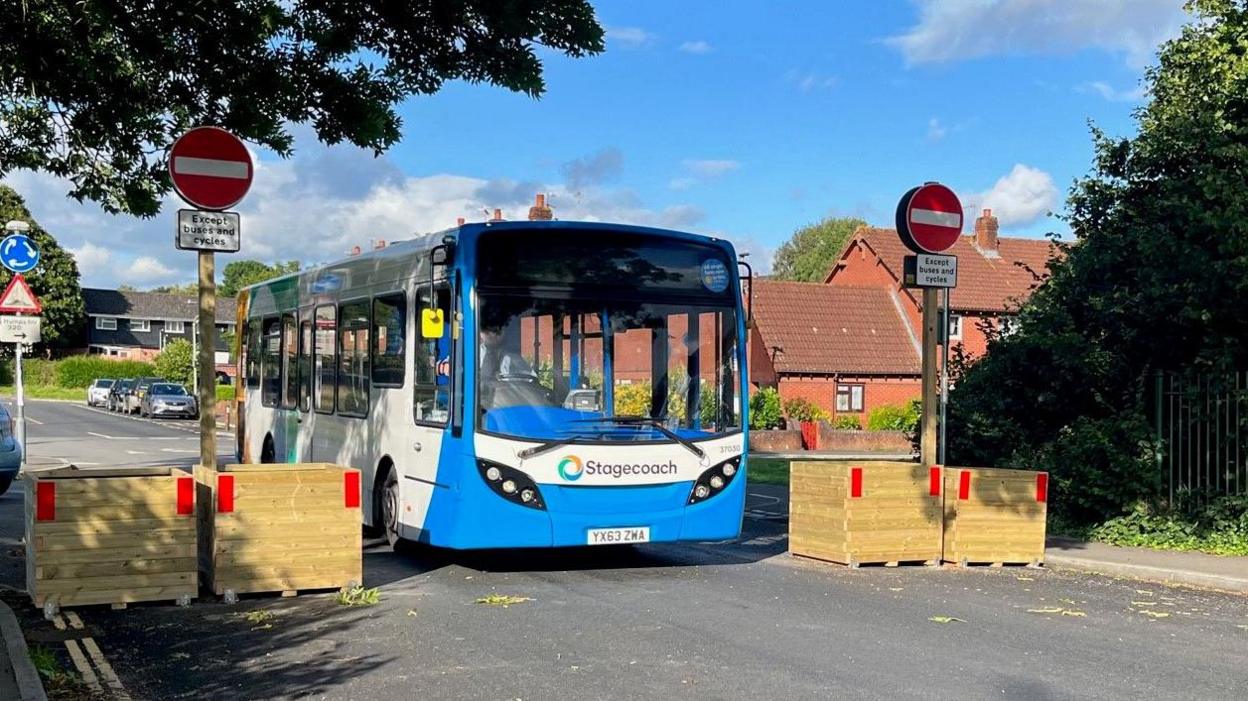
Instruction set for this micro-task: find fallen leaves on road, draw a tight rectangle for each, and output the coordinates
[337,586,382,607]
[1027,607,1086,617]
[240,610,276,630]
[1139,610,1170,619]
[406,609,418,617]
[928,616,964,624]
[1015,576,1034,582]
[476,594,533,607]
[888,587,904,592]
[1131,601,1157,607]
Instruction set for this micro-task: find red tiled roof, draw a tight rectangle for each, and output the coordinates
[752,280,920,376]
[832,227,1060,313]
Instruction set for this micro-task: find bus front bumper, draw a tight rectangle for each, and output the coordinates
[423,470,746,549]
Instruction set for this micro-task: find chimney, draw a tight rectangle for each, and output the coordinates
[974,208,999,255]
[492,208,503,221]
[374,240,387,250]
[528,193,553,221]
[456,217,465,226]
[350,245,362,256]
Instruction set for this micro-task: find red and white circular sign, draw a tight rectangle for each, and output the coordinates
[168,127,254,211]
[896,182,962,254]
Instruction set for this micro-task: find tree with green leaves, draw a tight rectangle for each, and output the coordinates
[154,338,194,386]
[945,0,1248,523]
[0,1,604,216]
[0,185,84,352]
[770,217,867,282]
[147,283,198,295]
[219,260,301,298]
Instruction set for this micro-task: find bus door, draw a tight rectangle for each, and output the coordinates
[275,312,300,461]
[408,278,453,525]
[295,313,314,461]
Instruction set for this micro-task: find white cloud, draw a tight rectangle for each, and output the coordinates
[889,0,1187,68]
[969,164,1059,227]
[606,26,653,48]
[67,241,111,278]
[125,256,177,283]
[682,159,741,178]
[679,40,712,54]
[1077,80,1147,102]
[562,147,624,190]
[786,70,840,92]
[926,117,947,142]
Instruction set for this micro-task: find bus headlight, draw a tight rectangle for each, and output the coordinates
[688,457,741,505]
[477,459,546,510]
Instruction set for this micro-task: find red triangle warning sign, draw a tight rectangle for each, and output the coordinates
[0,274,42,314]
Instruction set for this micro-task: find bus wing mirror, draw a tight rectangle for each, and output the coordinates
[737,259,754,329]
[421,308,445,339]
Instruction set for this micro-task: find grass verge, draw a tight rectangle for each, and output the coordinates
[747,457,791,486]
[0,385,84,401]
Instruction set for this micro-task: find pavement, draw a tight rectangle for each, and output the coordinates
[0,399,1246,700]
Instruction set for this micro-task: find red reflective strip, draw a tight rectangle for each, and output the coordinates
[35,481,55,521]
[344,471,361,509]
[218,474,234,513]
[929,467,941,496]
[958,470,971,500]
[850,467,863,498]
[1036,473,1049,503]
[176,476,194,515]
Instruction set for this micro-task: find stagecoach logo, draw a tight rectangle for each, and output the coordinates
[557,455,584,481]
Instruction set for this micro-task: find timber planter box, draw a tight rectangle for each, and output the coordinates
[195,463,363,598]
[789,461,943,566]
[942,466,1048,567]
[25,467,198,614]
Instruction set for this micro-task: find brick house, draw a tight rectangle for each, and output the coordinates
[748,209,1059,419]
[825,209,1058,361]
[749,280,922,423]
[82,288,238,372]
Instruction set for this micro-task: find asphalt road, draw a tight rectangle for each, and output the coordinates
[3,400,1247,700]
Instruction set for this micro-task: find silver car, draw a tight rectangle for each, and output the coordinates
[0,404,21,495]
[140,383,199,419]
[87,378,115,407]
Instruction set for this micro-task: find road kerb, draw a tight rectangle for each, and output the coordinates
[1044,551,1248,595]
[0,598,48,701]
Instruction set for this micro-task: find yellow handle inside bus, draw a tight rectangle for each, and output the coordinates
[421,308,445,339]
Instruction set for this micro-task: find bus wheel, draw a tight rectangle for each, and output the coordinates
[260,435,275,464]
[382,468,401,547]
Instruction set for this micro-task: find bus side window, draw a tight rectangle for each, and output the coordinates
[261,317,281,408]
[337,300,371,417]
[314,305,336,414]
[298,318,312,412]
[413,282,450,425]
[372,293,406,387]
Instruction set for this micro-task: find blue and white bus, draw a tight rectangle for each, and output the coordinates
[235,220,751,549]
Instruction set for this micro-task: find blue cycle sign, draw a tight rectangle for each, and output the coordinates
[0,234,39,273]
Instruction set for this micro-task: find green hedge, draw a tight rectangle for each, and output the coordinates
[1,356,158,388]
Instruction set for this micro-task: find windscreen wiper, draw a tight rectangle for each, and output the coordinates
[573,415,706,460]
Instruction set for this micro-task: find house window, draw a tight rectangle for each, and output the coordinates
[836,383,865,413]
[948,314,962,341]
[130,319,150,332]
[165,320,185,334]
[96,317,118,331]
[999,316,1018,337]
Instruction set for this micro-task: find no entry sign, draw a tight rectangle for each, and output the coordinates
[895,182,963,254]
[168,127,253,211]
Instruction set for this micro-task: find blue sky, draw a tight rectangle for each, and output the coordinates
[6,0,1190,288]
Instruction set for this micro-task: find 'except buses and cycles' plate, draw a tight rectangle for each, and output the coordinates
[587,527,651,545]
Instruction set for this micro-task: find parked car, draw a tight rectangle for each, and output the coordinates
[0,403,20,495]
[140,383,199,419]
[127,377,165,414]
[87,378,115,407]
[107,378,136,412]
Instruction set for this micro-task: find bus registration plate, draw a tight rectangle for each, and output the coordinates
[587,527,651,545]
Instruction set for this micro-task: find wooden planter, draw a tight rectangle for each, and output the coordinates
[790,461,943,566]
[942,467,1048,567]
[25,467,198,614]
[195,463,363,599]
